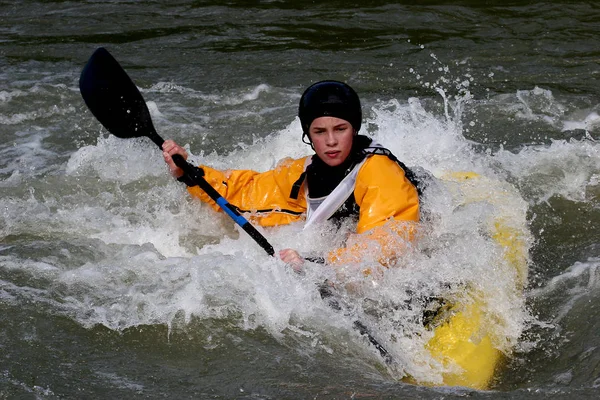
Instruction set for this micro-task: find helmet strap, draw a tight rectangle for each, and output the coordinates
[302,132,315,150]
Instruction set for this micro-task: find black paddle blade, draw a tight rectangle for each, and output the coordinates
[79,47,163,148]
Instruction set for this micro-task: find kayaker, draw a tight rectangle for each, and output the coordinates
[162,80,421,274]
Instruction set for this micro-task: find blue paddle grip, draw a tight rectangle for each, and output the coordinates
[216,197,249,227]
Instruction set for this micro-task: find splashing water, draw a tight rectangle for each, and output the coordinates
[49,67,536,385]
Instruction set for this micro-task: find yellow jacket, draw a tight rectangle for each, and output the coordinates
[187,154,419,266]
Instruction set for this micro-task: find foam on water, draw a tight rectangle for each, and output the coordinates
[529,257,600,325]
[562,111,600,132]
[8,65,600,386]
[1,5,600,395]
[42,85,537,385]
[0,128,57,179]
[494,138,600,204]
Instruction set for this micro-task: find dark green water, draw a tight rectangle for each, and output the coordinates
[1,1,600,399]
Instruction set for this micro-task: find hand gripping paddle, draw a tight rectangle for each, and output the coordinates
[79,47,275,257]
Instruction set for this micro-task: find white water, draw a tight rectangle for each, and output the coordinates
[3,71,600,387]
[35,86,539,385]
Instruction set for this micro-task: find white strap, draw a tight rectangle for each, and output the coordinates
[303,141,386,229]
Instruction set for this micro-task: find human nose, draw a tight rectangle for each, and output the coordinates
[325,130,337,146]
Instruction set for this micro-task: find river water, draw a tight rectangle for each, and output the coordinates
[1,1,600,399]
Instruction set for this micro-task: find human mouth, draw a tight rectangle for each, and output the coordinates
[325,151,340,158]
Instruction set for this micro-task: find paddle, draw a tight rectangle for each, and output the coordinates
[78,47,391,364]
[79,47,275,257]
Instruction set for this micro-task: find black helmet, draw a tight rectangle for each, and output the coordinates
[298,80,362,143]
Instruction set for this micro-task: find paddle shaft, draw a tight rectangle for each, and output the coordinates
[154,136,275,257]
[143,128,392,363]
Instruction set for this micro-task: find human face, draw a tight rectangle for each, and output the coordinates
[308,116,355,167]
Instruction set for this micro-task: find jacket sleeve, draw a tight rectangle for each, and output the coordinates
[327,155,420,268]
[186,157,308,227]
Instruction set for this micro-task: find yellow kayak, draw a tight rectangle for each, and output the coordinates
[406,171,530,390]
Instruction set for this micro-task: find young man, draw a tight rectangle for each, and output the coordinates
[163,81,420,272]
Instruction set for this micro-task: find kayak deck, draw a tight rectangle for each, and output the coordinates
[404,171,530,390]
